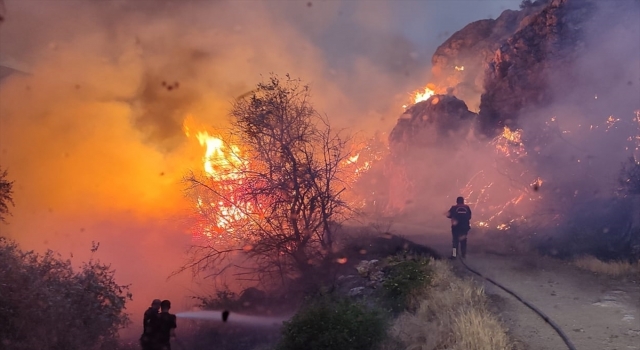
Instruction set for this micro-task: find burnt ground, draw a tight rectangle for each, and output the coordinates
[392,222,640,350]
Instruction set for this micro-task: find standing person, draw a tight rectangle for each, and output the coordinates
[140,299,161,350]
[446,196,472,259]
[155,300,177,350]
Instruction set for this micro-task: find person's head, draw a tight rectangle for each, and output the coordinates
[161,300,171,312]
[151,299,161,311]
[456,196,464,204]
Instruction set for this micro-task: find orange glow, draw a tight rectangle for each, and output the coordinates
[402,84,437,109]
[492,126,526,159]
[196,131,245,179]
[413,85,436,104]
[184,119,253,239]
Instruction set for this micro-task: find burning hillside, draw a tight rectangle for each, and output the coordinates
[364,0,640,259]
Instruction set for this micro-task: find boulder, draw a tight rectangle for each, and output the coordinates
[389,94,476,151]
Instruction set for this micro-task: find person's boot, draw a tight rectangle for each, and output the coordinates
[449,247,457,260]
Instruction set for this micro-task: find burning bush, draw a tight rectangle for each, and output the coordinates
[183,75,354,285]
[0,238,131,350]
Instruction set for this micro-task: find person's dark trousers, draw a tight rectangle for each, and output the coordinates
[452,227,469,258]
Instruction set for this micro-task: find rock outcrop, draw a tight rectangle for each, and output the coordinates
[389,94,476,150]
[393,0,609,139]
[430,1,548,110]
[478,0,597,135]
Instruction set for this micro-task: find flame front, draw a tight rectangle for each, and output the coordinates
[413,85,436,104]
[196,131,245,180]
[186,124,252,240]
[402,84,436,109]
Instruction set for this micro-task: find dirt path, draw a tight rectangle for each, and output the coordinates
[456,253,640,350]
[362,222,639,349]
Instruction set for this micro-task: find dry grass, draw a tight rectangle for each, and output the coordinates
[572,256,640,277]
[389,260,512,350]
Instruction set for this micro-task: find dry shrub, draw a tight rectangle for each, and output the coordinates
[573,256,640,277]
[389,260,511,350]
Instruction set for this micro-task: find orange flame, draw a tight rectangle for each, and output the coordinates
[402,84,437,109]
[184,117,252,239]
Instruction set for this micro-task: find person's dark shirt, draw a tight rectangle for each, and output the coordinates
[448,204,472,229]
[142,307,159,336]
[156,312,177,344]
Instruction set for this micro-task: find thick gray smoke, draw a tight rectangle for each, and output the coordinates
[0,0,523,338]
[362,0,640,259]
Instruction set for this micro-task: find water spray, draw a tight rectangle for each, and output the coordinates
[176,310,290,327]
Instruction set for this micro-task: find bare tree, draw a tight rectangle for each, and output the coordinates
[182,75,353,285]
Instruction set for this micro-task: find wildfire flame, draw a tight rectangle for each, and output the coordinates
[196,131,245,179]
[412,85,436,104]
[402,84,436,109]
[492,126,526,159]
[186,117,384,239]
[183,117,253,239]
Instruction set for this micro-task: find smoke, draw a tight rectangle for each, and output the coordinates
[363,0,640,257]
[0,0,524,339]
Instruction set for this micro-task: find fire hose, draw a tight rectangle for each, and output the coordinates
[459,258,578,350]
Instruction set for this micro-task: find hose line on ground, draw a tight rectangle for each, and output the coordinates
[459,258,578,350]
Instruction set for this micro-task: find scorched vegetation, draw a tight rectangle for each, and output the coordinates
[183,75,354,285]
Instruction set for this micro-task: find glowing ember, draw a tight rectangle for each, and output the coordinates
[492,126,526,159]
[347,154,360,164]
[531,177,543,191]
[497,223,510,230]
[454,66,464,71]
[605,115,620,130]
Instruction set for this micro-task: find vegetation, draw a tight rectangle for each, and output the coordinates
[390,259,512,350]
[572,255,640,277]
[0,238,131,350]
[381,256,431,312]
[0,167,14,222]
[277,297,387,350]
[183,75,353,285]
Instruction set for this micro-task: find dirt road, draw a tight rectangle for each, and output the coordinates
[456,253,640,350]
[392,222,639,350]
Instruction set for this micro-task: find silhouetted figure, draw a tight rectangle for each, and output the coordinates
[446,196,472,259]
[155,300,177,350]
[222,310,230,322]
[140,299,161,350]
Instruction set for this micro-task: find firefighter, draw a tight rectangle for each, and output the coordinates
[140,299,161,350]
[155,300,177,350]
[446,196,472,259]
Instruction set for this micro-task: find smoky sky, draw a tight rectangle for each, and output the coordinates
[0,0,524,338]
[369,0,640,240]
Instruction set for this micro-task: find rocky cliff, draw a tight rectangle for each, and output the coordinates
[430,1,548,111]
[479,0,597,135]
[392,0,604,141]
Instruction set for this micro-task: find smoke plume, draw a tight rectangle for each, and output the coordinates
[0,0,524,338]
